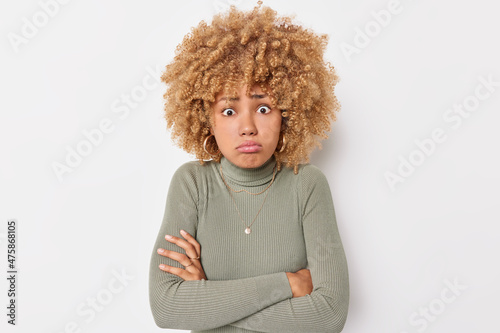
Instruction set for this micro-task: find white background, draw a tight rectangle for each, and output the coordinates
[1,0,499,332]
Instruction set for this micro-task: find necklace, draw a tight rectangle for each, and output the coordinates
[219,163,277,234]
[219,164,276,195]
[227,183,272,234]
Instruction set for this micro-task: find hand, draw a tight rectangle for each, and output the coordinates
[157,229,207,281]
[286,268,312,298]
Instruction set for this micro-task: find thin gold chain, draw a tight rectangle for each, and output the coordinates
[219,163,277,195]
[226,181,272,232]
[219,162,277,233]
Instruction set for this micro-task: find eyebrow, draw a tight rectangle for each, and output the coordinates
[215,93,268,104]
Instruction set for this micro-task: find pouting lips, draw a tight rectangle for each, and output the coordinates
[236,141,262,153]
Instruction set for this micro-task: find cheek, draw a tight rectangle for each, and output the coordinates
[211,117,225,135]
[212,121,235,148]
[269,116,283,135]
[212,129,227,146]
[260,118,282,145]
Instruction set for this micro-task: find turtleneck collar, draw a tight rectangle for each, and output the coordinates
[219,155,277,188]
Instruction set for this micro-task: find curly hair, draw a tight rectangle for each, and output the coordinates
[161,1,341,174]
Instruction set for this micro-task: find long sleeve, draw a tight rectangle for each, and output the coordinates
[229,165,349,332]
[148,162,293,331]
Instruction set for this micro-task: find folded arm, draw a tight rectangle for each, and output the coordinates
[229,166,349,332]
[149,163,294,331]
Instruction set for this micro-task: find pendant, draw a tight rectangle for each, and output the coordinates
[245,227,251,234]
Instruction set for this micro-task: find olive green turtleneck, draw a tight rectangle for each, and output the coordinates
[149,155,349,332]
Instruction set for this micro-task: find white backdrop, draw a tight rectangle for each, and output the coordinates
[1,0,499,332]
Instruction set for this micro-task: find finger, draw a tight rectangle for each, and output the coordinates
[157,248,192,267]
[157,247,203,274]
[180,230,201,257]
[178,232,202,271]
[159,261,204,280]
[165,234,198,260]
[159,264,191,280]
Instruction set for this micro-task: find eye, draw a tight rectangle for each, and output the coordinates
[222,108,235,116]
[257,105,271,114]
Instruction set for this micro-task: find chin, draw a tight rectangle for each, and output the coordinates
[236,154,265,168]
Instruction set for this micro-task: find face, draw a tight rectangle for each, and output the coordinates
[211,84,282,169]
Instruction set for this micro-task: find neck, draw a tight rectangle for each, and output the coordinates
[219,155,277,187]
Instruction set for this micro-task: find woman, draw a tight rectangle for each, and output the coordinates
[149,2,349,332]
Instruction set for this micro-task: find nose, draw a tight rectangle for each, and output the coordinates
[239,111,257,136]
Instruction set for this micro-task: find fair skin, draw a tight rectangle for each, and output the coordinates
[157,84,313,297]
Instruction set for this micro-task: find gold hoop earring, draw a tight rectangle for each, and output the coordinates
[276,133,286,153]
[203,134,220,158]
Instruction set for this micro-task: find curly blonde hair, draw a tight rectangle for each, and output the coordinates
[161,1,340,174]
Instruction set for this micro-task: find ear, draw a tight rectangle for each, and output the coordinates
[209,127,214,135]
